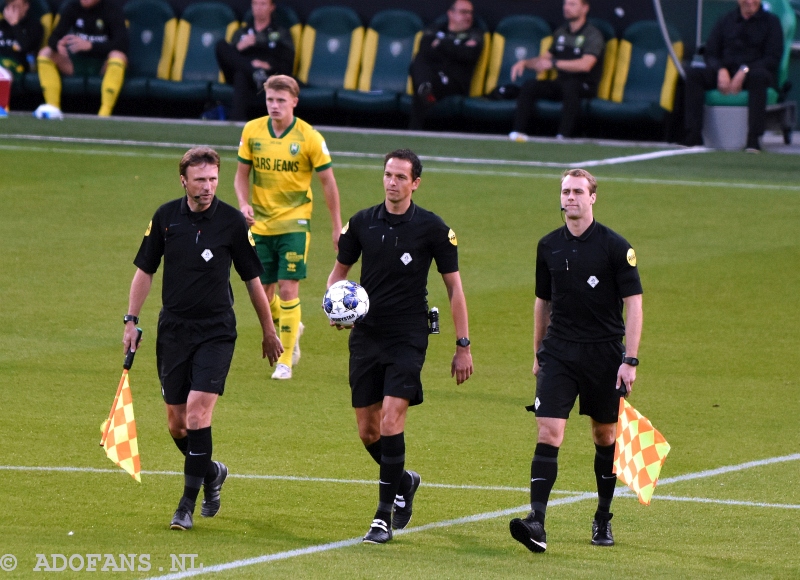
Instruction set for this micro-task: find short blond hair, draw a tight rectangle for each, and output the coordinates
[561,168,597,194]
[265,75,299,98]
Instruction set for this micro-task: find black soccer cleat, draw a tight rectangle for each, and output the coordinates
[201,461,228,518]
[509,512,547,553]
[170,498,195,531]
[392,470,421,530]
[362,519,392,544]
[591,514,614,546]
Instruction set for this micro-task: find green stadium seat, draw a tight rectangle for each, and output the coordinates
[398,13,491,122]
[90,0,177,99]
[587,21,683,128]
[148,1,238,102]
[533,18,618,123]
[296,6,364,110]
[336,9,424,113]
[461,15,551,122]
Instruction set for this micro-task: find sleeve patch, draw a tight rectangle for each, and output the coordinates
[321,140,330,156]
[341,221,349,235]
[144,220,152,236]
[448,228,457,246]
[248,230,256,246]
[627,248,637,267]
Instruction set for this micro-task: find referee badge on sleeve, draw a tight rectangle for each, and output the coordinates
[248,230,256,246]
[627,248,637,267]
[341,222,349,235]
[144,221,152,236]
[448,228,457,246]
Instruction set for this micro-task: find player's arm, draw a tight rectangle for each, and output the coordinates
[316,167,342,251]
[327,260,352,289]
[553,54,598,73]
[235,162,255,226]
[617,293,643,395]
[532,297,551,376]
[245,277,283,365]
[123,268,152,353]
[442,271,473,385]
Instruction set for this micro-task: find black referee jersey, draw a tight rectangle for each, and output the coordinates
[337,201,459,325]
[535,220,642,343]
[134,196,263,319]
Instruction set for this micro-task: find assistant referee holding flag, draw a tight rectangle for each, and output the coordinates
[123,147,283,531]
[510,168,643,553]
[327,149,474,544]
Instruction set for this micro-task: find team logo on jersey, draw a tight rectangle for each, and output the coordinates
[96,19,104,31]
[627,248,637,267]
[248,230,255,246]
[252,141,261,151]
[587,276,599,288]
[341,222,349,234]
[269,31,281,42]
[576,35,585,47]
[448,228,457,246]
[144,220,152,236]
[289,142,300,156]
[76,18,84,28]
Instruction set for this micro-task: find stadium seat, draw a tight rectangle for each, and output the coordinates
[295,6,364,110]
[87,0,177,99]
[27,0,52,47]
[461,15,552,122]
[587,20,683,130]
[398,13,491,122]
[148,1,238,102]
[532,18,618,124]
[336,9,424,113]
[701,0,797,145]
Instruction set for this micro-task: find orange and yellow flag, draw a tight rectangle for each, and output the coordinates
[613,398,669,505]
[100,371,141,482]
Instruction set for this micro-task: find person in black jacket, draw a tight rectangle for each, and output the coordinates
[408,0,483,130]
[683,0,783,151]
[36,0,128,116]
[215,0,294,121]
[0,0,44,79]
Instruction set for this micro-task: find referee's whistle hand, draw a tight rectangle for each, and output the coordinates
[451,351,473,385]
[262,333,283,365]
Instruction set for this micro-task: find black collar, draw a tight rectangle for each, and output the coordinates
[181,195,219,220]
[377,201,416,225]
[563,219,597,241]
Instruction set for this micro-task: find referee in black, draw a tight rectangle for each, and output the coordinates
[326,148,473,544]
[122,146,283,531]
[510,168,643,553]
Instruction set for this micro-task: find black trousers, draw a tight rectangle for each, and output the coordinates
[408,56,468,130]
[215,40,265,121]
[684,66,774,143]
[512,77,594,137]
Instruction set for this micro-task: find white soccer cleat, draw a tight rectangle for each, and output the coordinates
[508,131,528,143]
[292,322,304,366]
[271,363,292,380]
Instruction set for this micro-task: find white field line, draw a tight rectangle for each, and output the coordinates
[0,134,707,168]
[138,453,800,580]
[2,142,796,192]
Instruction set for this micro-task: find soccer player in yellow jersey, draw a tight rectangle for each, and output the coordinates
[235,75,342,380]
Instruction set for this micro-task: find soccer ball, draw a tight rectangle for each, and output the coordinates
[322,280,369,327]
[33,104,63,120]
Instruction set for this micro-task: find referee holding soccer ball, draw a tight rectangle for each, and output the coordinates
[326,148,473,544]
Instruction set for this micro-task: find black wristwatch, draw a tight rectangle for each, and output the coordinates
[622,356,639,366]
[123,314,139,324]
[455,337,471,347]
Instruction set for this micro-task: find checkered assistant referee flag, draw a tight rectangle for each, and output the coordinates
[613,398,670,505]
[99,329,142,482]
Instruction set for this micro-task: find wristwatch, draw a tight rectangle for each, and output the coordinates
[739,64,750,75]
[123,314,139,324]
[622,356,639,366]
[455,337,471,347]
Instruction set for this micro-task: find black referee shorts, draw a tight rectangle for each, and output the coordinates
[348,323,429,408]
[156,309,237,406]
[529,336,624,424]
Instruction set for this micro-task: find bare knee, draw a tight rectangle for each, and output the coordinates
[591,422,616,446]
[536,418,566,447]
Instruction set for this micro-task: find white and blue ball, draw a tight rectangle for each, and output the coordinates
[322,280,369,327]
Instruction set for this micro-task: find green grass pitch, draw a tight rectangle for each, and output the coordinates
[1,116,799,579]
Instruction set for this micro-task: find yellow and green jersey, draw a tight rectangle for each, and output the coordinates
[237,116,332,236]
